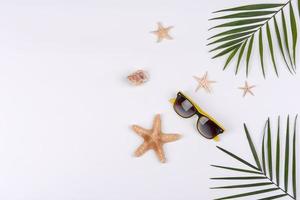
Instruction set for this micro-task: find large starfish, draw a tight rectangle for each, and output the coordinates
[151,22,173,43]
[193,72,216,93]
[132,114,181,163]
[239,81,256,97]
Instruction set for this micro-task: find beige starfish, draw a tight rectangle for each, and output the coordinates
[193,72,216,93]
[151,22,173,43]
[239,81,256,97]
[132,114,181,163]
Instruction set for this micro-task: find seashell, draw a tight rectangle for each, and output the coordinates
[127,70,149,86]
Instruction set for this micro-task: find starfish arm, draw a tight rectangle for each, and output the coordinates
[157,22,163,29]
[156,36,162,43]
[166,26,173,30]
[195,84,201,92]
[152,114,161,134]
[154,144,166,163]
[248,90,255,96]
[132,125,150,137]
[161,134,181,143]
[165,34,173,40]
[193,76,200,81]
[204,85,211,93]
[243,90,248,97]
[134,142,149,157]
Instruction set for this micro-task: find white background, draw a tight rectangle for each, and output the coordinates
[0,0,299,199]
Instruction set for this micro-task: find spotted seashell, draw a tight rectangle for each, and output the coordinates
[127,70,149,86]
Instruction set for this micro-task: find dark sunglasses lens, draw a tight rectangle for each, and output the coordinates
[174,94,196,118]
[197,116,223,139]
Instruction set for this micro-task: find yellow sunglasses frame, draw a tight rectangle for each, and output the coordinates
[169,91,225,141]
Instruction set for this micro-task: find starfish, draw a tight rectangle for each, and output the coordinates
[151,22,173,43]
[193,72,216,93]
[239,81,256,97]
[132,114,181,163]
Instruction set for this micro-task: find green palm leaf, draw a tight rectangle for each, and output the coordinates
[223,48,239,70]
[211,165,262,174]
[211,115,298,199]
[208,1,298,77]
[235,40,247,74]
[292,115,297,198]
[212,44,242,59]
[210,18,269,30]
[284,115,290,192]
[274,17,294,74]
[214,4,285,12]
[246,35,254,76]
[211,176,266,180]
[211,182,272,189]
[257,194,288,200]
[210,37,247,52]
[276,116,281,185]
[266,23,279,76]
[208,25,261,40]
[259,28,266,78]
[243,124,262,170]
[210,11,276,20]
[214,188,279,200]
[208,31,255,46]
[290,3,298,67]
[267,118,273,180]
[262,121,267,174]
[216,146,259,170]
[282,10,294,68]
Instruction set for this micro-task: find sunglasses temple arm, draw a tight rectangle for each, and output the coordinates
[169,98,176,104]
[213,135,220,142]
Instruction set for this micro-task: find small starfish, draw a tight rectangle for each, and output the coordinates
[132,114,181,163]
[193,72,216,93]
[151,22,173,43]
[239,81,256,97]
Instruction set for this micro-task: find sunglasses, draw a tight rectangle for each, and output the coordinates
[170,92,225,140]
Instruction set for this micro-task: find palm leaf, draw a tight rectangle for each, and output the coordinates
[299,0,300,17]
[208,25,261,40]
[266,22,279,76]
[210,18,269,30]
[284,115,290,192]
[290,3,298,67]
[292,115,297,198]
[216,146,259,170]
[276,116,281,185]
[214,188,279,200]
[212,44,242,59]
[257,194,288,200]
[267,118,273,180]
[246,35,254,76]
[209,1,298,77]
[274,17,294,74]
[214,4,285,12]
[259,28,266,78]
[262,121,267,174]
[210,37,249,52]
[211,176,266,180]
[208,31,255,46]
[211,165,262,174]
[211,182,272,189]
[243,124,262,170]
[223,48,239,70]
[211,115,298,199]
[282,10,294,68]
[210,11,276,20]
[235,40,247,74]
